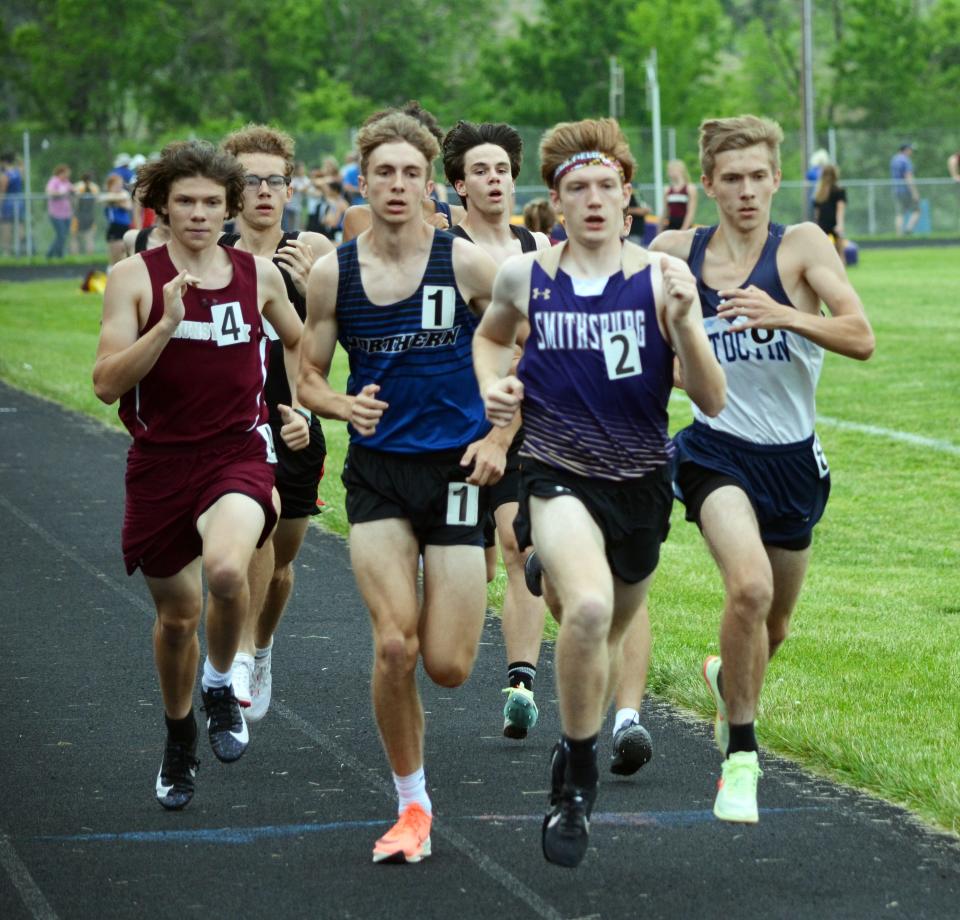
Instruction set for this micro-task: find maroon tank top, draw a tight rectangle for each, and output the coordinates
[119,244,269,449]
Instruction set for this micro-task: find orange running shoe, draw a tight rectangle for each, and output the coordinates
[372,803,432,864]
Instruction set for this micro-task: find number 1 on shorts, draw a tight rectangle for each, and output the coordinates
[446,482,479,527]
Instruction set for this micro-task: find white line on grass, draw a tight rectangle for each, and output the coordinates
[817,416,960,456]
[0,834,60,920]
[667,393,960,456]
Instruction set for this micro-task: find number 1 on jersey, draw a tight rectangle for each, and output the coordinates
[422,286,455,329]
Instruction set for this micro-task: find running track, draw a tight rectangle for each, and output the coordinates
[2,381,958,919]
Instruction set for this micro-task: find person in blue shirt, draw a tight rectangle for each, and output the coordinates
[890,142,920,235]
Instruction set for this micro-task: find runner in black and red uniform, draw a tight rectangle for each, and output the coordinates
[92,140,305,811]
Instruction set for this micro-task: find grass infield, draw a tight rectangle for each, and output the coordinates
[1,247,958,834]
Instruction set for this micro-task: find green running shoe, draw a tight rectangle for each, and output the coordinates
[713,750,762,823]
[702,655,729,756]
[502,683,539,739]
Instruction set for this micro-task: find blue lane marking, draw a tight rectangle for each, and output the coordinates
[38,819,390,845]
[35,807,824,846]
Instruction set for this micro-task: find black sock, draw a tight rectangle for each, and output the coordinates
[727,721,758,756]
[562,734,599,788]
[165,709,197,746]
[507,661,536,691]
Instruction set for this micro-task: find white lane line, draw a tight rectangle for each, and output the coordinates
[668,393,960,456]
[0,496,565,920]
[0,835,59,920]
[275,704,565,920]
[817,415,960,456]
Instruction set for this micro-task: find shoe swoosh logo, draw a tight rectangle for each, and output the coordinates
[547,812,562,829]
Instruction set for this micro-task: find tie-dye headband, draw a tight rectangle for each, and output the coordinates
[552,151,625,187]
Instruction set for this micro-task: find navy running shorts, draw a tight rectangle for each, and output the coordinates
[673,421,830,551]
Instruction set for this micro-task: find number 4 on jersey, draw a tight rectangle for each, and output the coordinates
[210,301,251,347]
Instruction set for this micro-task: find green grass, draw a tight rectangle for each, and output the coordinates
[2,248,959,835]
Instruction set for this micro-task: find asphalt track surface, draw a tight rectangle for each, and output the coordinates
[2,381,959,920]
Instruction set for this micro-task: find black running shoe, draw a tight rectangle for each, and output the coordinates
[542,783,597,868]
[548,741,566,806]
[524,551,544,597]
[201,684,249,763]
[156,734,199,810]
[610,720,653,776]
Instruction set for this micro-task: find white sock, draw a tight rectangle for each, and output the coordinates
[254,640,273,660]
[202,657,232,690]
[393,767,432,816]
[614,707,640,736]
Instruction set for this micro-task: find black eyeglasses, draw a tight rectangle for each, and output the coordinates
[244,174,290,190]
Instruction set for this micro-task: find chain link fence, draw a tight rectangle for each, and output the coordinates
[3,124,958,258]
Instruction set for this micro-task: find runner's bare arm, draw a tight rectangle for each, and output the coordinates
[258,257,311,449]
[655,254,725,418]
[340,205,370,244]
[92,258,193,404]
[717,224,874,360]
[274,231,333,297]
[298,252,388,437]
[473,255,531,428]
[451,236,498,317]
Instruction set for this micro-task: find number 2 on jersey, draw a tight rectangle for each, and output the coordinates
[601,327,642,380]
[446,482,479,527]
[422,286,455,329]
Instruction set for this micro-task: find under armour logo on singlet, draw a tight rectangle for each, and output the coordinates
[532,288,551,300]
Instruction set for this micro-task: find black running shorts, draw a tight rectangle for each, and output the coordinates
[513,458,673,584]
[342,443,488,548]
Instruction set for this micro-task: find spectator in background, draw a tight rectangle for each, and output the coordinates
[285,161,311,231]
[813,164,847,263]
[71,172,100,255]
[109,152,134,189]
[45,164,74,259]
[522,197,561,243]
[659,159,697,232]
[129,155,154,229]
[340,151,361,204]
[627,190,651,244]
[318,177,349,241]
[890,142,920,236]
[948,149,959,183]
[805,148,830,219]
[0,151,26,256]
[100,172,133,264]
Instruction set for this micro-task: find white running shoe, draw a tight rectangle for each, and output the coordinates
[231,653,254,709]
[247,646,273,723]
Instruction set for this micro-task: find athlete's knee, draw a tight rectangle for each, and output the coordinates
[562,594,613,643]
[204,555,249,600]
[155,607,200,646]
[498,528,525,572]
[423,649,475,688]
[270,560,294,594]
[375,631,419,678]
[727,574,774,622]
